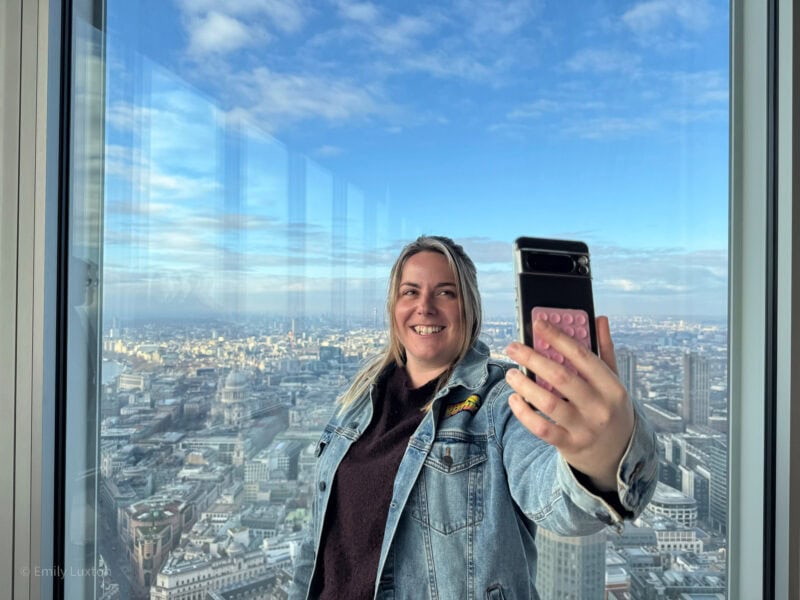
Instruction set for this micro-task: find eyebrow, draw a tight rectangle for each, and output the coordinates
[399,281,457,289]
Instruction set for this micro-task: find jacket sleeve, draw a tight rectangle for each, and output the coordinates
[489,378,659,535]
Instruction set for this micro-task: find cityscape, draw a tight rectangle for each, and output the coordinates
[88,313,728,600]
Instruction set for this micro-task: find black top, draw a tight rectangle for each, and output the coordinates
[312,366,437,600]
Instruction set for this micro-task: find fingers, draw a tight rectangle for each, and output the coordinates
[596,316,618,375]
[504,367,580,426]
[505,316,635,489]
[507,342,588,403]
[507,392,570,447]
[506,333,597,409]
[528,319,618,394]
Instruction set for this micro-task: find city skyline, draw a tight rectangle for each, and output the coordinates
[93,313,729,599]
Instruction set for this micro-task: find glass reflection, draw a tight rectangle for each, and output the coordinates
[63,1,730,598]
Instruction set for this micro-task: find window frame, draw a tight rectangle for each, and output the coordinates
[1,0,61,598]
[1,0,798,597]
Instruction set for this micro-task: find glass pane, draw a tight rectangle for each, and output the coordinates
[65,1,730,598]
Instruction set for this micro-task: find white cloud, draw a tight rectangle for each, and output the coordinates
[455,0,542,37]
[562,116,658,140]
[178,0,309,33]
[565,48,642,75]
[622,0,712,35]
[507,99,561,119]
[329,2,441,57]
[313,145,344,157]
[333,0,381,25]
[186,11,267,57]
[669,70,728,105]
[106,103,156,132]
[605,278,643,292]
[378,14,438,52]
[225,66,387,127]
[399,51,493,81]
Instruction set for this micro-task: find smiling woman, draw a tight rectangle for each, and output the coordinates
[289,236,656,600]
[54,0,732,598]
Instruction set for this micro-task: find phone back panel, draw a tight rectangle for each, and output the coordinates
[514,237,598,369]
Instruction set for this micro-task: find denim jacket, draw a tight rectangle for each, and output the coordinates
[289,341,658,600]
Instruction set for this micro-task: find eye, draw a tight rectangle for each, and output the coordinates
[438,289,456,297]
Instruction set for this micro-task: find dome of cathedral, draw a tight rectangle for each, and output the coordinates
[224,371,248,390]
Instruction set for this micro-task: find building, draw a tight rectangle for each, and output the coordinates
[119,499,195,590]
[681,464,712,523]
[149,528,274,600]
[646,482,698,528]
[244,451,271,502]
[216,371,251,427]
[708,437,729,535]
[119,373,150,392]
[535,528,606,600]
[635,515,703,553]
[682,352,710,426]
[630,570,725,600]
[180,431,251,466]
[617,348,638,400]
[643,402,685,433]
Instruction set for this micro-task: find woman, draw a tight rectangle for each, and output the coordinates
[290,235,657,600]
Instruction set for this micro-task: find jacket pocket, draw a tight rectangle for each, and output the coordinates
[411,435,487,535]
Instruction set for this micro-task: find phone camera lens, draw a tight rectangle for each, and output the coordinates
[577,264,589,275]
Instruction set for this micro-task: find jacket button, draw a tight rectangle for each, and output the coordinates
[319,481,327,492]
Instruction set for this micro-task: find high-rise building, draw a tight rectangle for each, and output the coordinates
[708,437,728,534]
[682,351,710,426]
[536,529,606,600]
[616,349,638,399]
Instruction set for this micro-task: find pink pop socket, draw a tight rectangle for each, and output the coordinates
[530,307,592,398]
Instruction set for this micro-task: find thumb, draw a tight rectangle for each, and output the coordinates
[596,316,618,375]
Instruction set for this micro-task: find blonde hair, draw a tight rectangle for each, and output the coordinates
[338,235,482,410]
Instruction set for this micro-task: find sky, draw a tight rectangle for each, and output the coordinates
[98,0,730,322]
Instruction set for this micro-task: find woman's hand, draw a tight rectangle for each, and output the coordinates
[504,316,634,492]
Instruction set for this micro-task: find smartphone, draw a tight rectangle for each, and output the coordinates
[513,237,597,393]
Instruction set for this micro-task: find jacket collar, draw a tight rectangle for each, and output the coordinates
[443,340,491,392]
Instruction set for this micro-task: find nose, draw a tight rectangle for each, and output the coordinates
[416,291,436,314]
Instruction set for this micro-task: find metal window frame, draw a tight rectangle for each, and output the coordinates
[1,0,62,599]
[773,0,800,597]
[728,0,799,598]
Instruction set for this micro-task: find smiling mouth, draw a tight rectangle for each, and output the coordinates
[413,325,444,335]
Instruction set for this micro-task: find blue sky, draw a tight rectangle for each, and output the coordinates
[101,0,729,321]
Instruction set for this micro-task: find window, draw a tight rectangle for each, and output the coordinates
[3,0,798,598]
[62,2,733,598]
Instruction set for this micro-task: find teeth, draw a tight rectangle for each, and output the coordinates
[414,326,443,335]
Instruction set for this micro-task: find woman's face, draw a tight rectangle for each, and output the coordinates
[394,251,463,383]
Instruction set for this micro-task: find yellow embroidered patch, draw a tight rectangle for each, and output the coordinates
[444,394,481,418]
